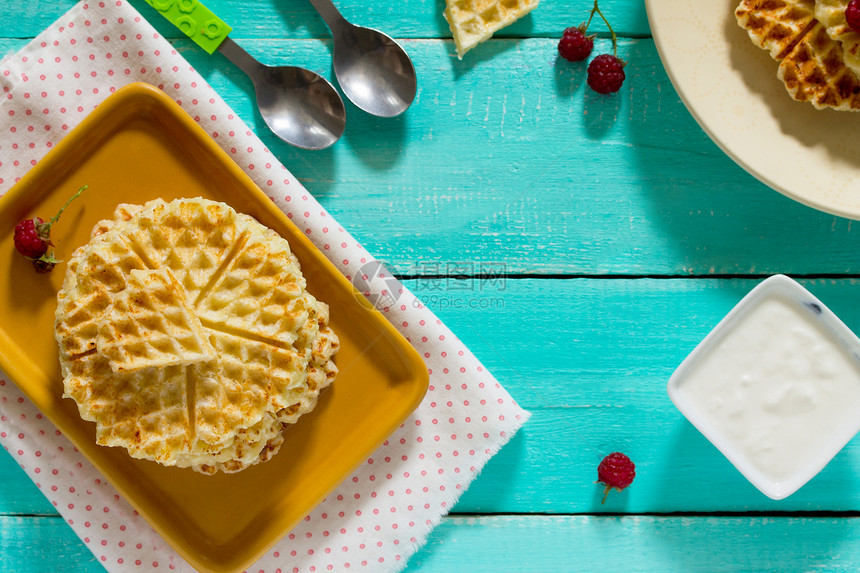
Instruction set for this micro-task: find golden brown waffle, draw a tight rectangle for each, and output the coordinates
[56,232,148,358]
[815,0,860,75]
[736,0,860,110]
[96,268,217,372]
[120,199,244,304]
[56,198,339,474]
[736,0,818,60]
[63,353,193,464]
[778,21,860,109]
[444,0,539,58]
[194,216,309,348]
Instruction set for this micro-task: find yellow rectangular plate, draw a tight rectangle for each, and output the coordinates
[0,82,428,573]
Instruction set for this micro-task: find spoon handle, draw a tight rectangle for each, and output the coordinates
[307,0,347,32]
[143,0,232,54]
[217,38,264,79]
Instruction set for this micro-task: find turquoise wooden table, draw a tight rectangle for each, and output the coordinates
[7,0,860,571]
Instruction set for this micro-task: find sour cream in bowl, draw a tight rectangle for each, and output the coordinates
[667,274,860,500]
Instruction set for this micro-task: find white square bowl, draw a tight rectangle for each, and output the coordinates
[667,274,860,500]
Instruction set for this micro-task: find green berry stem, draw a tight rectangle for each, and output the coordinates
[601,484,612,504]
[49,184,87,226]
[35,185,87,240]
[583,2,597,31]
[584,0,619,58]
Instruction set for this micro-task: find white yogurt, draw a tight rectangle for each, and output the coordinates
[668,275,860,499]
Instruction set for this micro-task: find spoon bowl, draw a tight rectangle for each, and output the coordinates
[332,24,417,117]
[309,0,417,117]
[253,65,346,150]
[219,38,346,150]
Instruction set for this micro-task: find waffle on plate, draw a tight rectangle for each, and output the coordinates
[55,198,339,474]
[736,0,860,110]
[815,0,860,76]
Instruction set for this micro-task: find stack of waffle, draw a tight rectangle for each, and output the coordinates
[55,198,339,474]
[736,0,860,110]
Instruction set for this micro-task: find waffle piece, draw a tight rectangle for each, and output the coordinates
[736,0,860,110]
[444,0,539,58]
[97,268,217,372]
[778,21,860,109]
[63,354,192,464]
[56,198,339,474]
[90,202,144,238]
[55,232,148,360]
[194,215,309,348]
[121,198,243,303]
[815,0,860,75]
[736,0,818,60]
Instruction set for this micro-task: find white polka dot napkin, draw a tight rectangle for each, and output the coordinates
[0,1,529,571]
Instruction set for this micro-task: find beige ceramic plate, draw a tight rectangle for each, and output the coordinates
[646,0,860,219]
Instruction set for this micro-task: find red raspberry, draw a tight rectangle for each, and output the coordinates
[847,0,860,34]
[597,452,635,503]
[558,26,594,62]
[14,217,49,259]
[587,54,626,94]
[12,185,86,273]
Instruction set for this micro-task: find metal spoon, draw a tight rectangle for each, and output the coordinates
[145,0,345,150]
[308,0,417,117]
[218,38,346,150]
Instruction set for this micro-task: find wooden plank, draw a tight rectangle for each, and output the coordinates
[5,513,860,572]
[0,452,53,515]
[410,515,860,572]
[2,36,858,276]
[12,0,652,41]
[212,39,860,277]
[456,406,860,513]
[6,405,860,516]
[423,277,860,512]
[0,516,102,572]
[6,278,860,515]
[413,277,860,401]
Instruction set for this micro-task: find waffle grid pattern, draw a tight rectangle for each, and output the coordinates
[56,198,339,474]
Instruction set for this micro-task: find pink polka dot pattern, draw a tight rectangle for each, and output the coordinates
[0,2,530,572]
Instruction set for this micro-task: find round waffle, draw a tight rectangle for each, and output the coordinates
[55,198,339,474]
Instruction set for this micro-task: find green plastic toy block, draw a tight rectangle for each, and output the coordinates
[144,0,232,54]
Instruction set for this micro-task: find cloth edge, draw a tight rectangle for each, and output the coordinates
[391,407,532,572]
